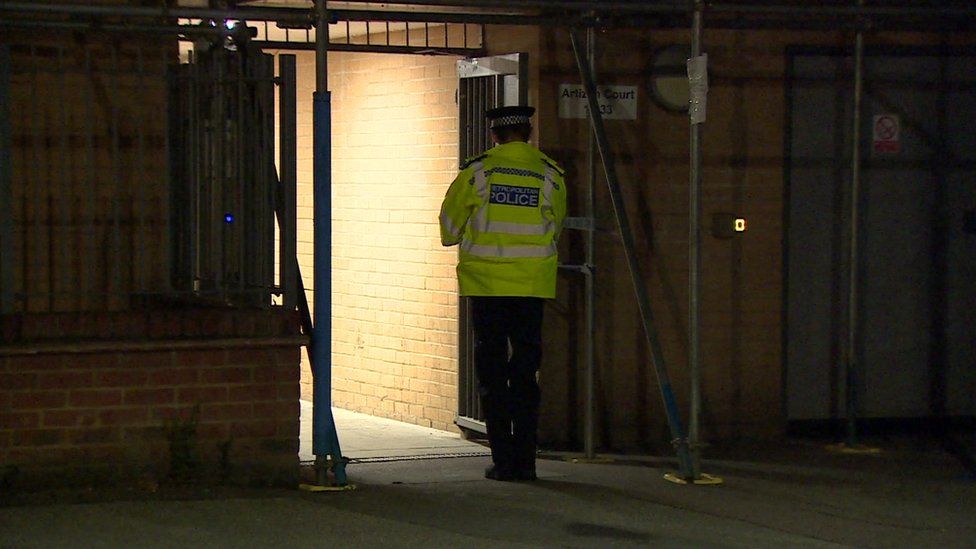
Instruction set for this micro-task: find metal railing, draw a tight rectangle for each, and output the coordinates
[248,17,484,56]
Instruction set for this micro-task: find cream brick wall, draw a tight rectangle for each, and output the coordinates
[282,50,461,433]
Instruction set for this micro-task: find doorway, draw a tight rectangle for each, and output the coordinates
[288,49,466,434]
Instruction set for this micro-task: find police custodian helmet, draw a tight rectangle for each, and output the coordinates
[486,105,535,129]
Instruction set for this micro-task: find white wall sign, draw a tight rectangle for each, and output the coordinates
[558,84,638,120]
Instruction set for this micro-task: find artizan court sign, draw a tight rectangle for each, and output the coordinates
[558,84,638,120]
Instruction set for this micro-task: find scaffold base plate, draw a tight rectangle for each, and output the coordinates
[663,472,724,485]
[299,483,357,492]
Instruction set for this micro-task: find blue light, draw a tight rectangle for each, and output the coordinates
[224,213,234,224]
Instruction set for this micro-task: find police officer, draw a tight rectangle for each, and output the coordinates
[439,105,567,481]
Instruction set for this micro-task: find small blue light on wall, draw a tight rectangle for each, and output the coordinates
[224,213,235,224]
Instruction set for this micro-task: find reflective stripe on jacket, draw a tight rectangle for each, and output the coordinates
[439,141,567,298]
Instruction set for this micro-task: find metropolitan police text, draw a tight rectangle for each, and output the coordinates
[490,185,540,207]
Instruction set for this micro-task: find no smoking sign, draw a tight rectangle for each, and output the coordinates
[872,114,901,153]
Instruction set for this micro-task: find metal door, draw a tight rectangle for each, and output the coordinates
[785,48,976,422]
[455,53,527,434]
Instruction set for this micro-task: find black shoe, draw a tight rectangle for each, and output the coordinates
[484,465,515,481]
[514,469,537,481]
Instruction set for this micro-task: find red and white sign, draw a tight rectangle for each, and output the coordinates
[872,114,901,153]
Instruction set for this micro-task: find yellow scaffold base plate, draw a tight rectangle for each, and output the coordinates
[663,472,724,485]
[825,443,882,455]
[299,483,357,492]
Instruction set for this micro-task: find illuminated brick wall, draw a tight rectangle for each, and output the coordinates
[286,49,461,433]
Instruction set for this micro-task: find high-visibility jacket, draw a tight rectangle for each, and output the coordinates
[439,141,567,298]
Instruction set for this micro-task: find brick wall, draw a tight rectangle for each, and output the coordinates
[280,47,462,433]
[533,28,875,448]
[0,22,304,489]
[2,33,171,313]
[0,309,303,488]
[535,28,797,450]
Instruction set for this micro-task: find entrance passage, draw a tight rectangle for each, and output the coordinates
[299,401,488,462]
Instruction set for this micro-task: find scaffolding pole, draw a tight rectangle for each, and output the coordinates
[688,2,705,479]
[3,1,971,25]
[311,0,347,487]
[2,2,970,37]
[0,1,309,24]
[569,29,694,481]
[583,26,597,461]
[331,0,975,19]
[845,0,866,448]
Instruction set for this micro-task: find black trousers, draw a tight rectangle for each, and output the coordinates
[470,296,544,473]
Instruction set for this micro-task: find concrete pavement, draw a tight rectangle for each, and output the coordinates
[2,406,974,548]
[300,401,489,462]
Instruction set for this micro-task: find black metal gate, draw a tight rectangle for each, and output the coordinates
[168,45,297,308]
[455,53,527,434]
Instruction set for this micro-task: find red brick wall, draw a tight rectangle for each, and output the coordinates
[0,309,303,488]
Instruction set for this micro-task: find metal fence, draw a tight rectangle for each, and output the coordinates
[0,35,297,314]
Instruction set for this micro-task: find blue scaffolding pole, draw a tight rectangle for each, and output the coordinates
[311,0,346,487]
